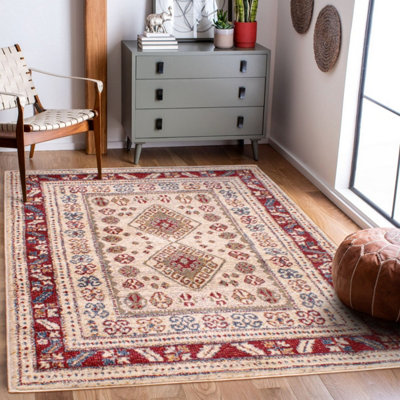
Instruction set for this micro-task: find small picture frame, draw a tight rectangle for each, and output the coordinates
[153,0,232,41]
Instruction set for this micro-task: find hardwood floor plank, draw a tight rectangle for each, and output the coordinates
[322,370,400,400]
[258,387,296,400]
[321,372,372,400]
[1,144,398,400]
[36,391,74,400]
[182,382,221,400]
[285,375,334,400]
[251,377,298,400]
[143,384,186,399]
[216,380,266,400]
[99,384,186,400]
[0,388,34,400]
[72,388,113,400]
[98,387,148,400]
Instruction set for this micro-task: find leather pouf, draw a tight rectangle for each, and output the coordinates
[332,228,400,321]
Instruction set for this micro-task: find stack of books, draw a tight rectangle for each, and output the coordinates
[137,33,178,50]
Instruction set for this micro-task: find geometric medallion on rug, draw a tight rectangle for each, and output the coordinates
[5,165,400,392]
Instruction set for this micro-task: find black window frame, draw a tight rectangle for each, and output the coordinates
[349,0,400,227]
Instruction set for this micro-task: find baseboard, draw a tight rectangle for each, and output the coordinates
[268,138,383,229]
[108,138,269,149]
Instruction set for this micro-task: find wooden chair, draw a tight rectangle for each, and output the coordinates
[0,44,102,202]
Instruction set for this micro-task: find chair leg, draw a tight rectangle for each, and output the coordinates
[29,144,35,159]
[93,117,102,179]
[17,143,27,202]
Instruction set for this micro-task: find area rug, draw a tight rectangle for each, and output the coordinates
[5,165,400,392]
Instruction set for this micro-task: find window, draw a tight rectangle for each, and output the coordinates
[350,0,400,226]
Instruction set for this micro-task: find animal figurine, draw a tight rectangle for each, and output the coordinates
[145,6,173,33]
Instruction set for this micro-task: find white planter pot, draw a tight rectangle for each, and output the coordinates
[214,28,234,49]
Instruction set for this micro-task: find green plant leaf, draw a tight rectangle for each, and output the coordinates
[213,8,233,29]
[235,0,257,22]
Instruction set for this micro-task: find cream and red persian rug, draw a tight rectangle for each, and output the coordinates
[5,166,400,392]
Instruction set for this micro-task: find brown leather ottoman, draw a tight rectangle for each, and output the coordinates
[332,227,400,321]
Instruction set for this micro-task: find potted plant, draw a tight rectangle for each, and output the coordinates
[234,0,258,48]
[213,9,234,49]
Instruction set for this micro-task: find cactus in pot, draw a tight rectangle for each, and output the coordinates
[235,0,258,22]
[213,9,234,48]
[213,9,233,29]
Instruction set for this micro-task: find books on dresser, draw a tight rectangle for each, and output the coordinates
[137,34,178,50]
[142,32,172,38]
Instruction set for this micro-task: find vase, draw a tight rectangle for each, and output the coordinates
[214,28,234,49]
[234,21,257,48]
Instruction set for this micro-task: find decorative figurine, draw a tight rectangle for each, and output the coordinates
[145,6,173,33]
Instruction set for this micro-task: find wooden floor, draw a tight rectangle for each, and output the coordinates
[1,144,399,400]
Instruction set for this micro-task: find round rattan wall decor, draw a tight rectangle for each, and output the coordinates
[290,0,314,34]
[313,5,341,72]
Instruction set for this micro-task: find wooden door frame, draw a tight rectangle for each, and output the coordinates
[85,0,107,154]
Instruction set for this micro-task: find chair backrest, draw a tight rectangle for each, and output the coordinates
[0,44,38,110]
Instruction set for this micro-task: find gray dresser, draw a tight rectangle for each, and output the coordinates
[121,40,270,164]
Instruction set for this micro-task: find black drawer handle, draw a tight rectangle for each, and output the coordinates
[156,61,164,74]
[240,60,247,73]
[155,118,163,130]
[239,87,246,99]
[156,88,163,101]
[237,116,244,128]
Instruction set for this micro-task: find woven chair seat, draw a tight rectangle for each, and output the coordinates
[0,44,102,203]
[0,109,96,133]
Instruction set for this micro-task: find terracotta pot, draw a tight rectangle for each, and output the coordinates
[214,28,234,49]
[234,21,257,48]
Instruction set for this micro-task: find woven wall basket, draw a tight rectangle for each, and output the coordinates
[313,5,342,72]
[290,0,314,34]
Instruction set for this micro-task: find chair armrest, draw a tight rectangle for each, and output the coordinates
[0,91,27,107]
[30,68,103,93]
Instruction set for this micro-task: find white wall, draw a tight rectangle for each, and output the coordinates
[0,1,277,150]
[107,1,151,148]
[0,0,86,150]
[256,0,278,141]
[270,0,356,188]
[269,0,384,228]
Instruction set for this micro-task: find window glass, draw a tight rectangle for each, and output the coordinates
[351,0,400,226]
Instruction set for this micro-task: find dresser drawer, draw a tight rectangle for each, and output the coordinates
[122,41,271,163]
[136,55,267,79]
[135,107,264,139]
[136,78,265,109]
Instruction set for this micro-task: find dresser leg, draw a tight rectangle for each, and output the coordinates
[251,140,259,161]
[134,143,143,164]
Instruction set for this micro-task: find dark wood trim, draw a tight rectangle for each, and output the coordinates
[24,121,90,146]
[85,0,107,154]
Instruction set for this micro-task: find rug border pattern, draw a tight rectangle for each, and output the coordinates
[5,165,400,392]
